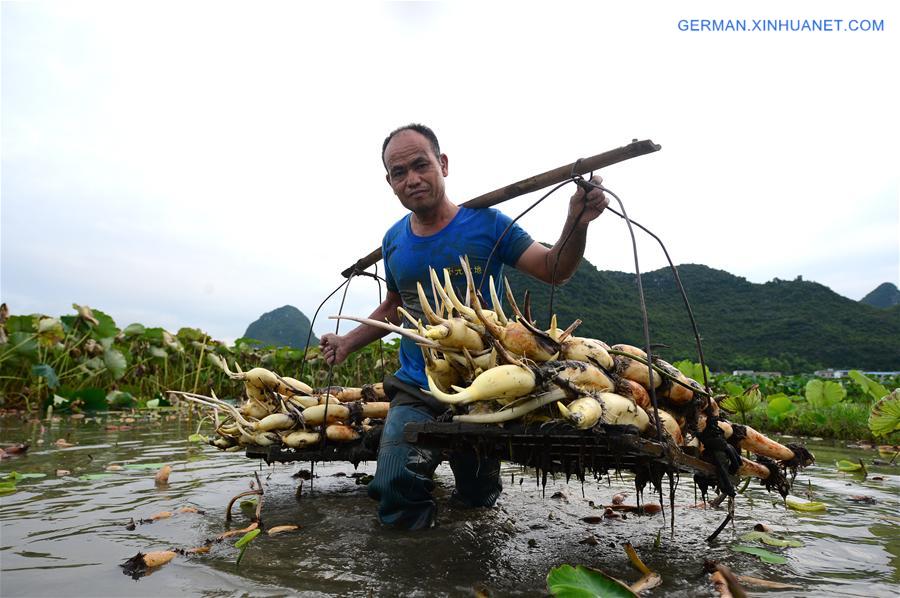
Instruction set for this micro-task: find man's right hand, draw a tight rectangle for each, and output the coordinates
[319,333,351,366]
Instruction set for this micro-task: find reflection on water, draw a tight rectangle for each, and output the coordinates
[1,414,898,597]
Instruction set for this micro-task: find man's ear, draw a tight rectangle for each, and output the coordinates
[385,172,392,187]
[440,153,449,177]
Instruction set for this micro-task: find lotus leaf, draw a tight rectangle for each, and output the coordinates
[766,394,796,423]
[123,323,146,336]
[848,370,888,402]
[722,386,761,419]
[835,459,863,472]
[723,381,745,397]
[6,315,37,334]
[868,390,900,438]
[806,379,846,409]
[731,545,788,564]
[103,348,128,380]
[740,531,803,547]
[142,327,166,343]
[177,327,207,342]
[3,472,47,481]
[547,564,636,598]
[672,359,710,383]
[785,496,827,512]
[106,390,135,409]
[7,332,38,359]
[55,387,106,411]
[150,346,168,359]
[88,309,119,341]
[31,364,59,389]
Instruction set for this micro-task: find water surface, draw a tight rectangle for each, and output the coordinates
[1,413,897,596]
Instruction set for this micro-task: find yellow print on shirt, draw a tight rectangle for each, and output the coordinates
[443,264,483,277]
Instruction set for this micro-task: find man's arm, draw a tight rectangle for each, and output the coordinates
[514,175,608,285]
[320,290,404,365]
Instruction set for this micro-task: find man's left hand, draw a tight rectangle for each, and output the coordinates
[568,175,609,227]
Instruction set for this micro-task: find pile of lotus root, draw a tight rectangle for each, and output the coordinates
[335,256,813,495]
[172,357,389,451]
[175,255,812,496]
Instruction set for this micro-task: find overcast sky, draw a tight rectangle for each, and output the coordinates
[2,1,898,344]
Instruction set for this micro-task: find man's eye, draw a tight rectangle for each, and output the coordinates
[391,169,405,178]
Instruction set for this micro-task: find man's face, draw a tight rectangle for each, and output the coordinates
[384,130,449,215]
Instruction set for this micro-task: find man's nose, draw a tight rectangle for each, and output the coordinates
[405,170,423,187]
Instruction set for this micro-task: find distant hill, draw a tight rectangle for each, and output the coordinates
[504,262,900,373]
[243,306,318,349]
[860,282,900,308]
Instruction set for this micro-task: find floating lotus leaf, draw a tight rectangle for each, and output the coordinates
[731,544,788,564]
[546,564,636,597]
[835,459,864,472]
[740,530,803,547]
[785,496,827,512]
[3,472,47,481]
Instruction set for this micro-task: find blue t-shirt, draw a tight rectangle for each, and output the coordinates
[382,206,534,389]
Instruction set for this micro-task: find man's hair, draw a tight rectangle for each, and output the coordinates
[381,123,441,169]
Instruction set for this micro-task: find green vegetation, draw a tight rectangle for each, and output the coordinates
[547,564,637,597]
[868,389,900,439]
[0,303,397,413]
[2,302,896,442]
[708,368,899,441]
[506,263,900,372]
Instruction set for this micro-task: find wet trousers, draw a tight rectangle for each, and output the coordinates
[367,378,502,530]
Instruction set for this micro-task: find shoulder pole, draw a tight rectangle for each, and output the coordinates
[340,138,661,278]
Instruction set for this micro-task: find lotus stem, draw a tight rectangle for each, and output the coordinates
[453,388,566,423]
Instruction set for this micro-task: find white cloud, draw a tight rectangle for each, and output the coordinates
[2,1,898,343]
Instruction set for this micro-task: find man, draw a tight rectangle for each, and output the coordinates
[320,124,608,529]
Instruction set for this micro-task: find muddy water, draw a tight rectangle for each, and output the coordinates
[0,413,898,597]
